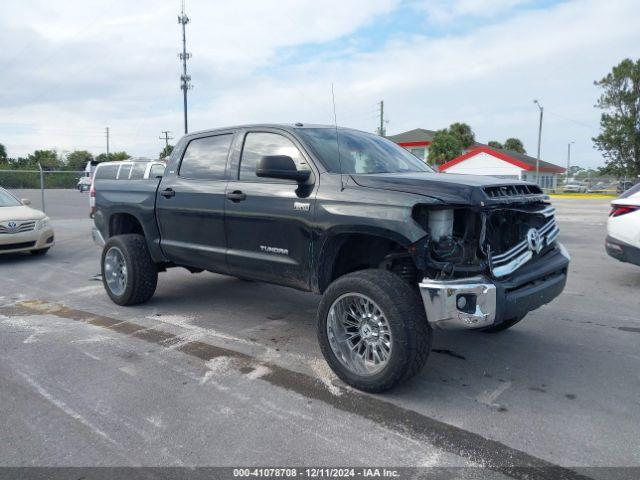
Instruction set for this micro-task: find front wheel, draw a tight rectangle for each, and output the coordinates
[317,269,431,393]
[101,234,158,306]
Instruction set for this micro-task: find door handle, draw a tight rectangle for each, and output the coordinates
[161,188,175,198]
[226,190,247,202]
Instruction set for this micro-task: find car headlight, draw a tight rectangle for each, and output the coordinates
[37,217,50,230]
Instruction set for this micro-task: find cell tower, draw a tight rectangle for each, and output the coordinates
[178,1,192,134]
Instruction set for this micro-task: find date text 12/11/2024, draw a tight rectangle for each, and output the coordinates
[232,468,401,478]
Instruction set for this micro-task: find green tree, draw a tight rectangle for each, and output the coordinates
[160,144,174,159]
[27,150,62,170]
[111,151,130,161]
[65,150,94,171]
[0,143,7,167]
[428,129,464,165]
[593,58,640,178]
[448,122,475,148]
[488,140,503,149]
[567,165,584,177]
[95,151,130,163]
[504,138,526,154]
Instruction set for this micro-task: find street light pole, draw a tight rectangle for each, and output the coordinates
[567,141,575,177]
[533,99,544,186]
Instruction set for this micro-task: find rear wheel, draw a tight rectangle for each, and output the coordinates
[478,315,525,333]
[101,234,158,306]
[317,269,431,393]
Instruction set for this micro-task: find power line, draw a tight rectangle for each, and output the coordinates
[545,109,594,128]
[159,130,173,148]
[178,1,192,134]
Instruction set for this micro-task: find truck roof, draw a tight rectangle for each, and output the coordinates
[184,123,361,138]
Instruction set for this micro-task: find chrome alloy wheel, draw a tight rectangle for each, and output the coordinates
[326,293,392,376]
[104,246,127,296]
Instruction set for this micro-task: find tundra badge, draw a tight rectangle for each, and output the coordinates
[260,245,289,255]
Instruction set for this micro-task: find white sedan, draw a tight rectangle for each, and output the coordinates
[606,183,640,266]
[563,181,587,193]
[0,187,54,255]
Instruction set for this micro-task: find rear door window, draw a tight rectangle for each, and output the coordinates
[94,164,119,180]
[179,134,233,180]
[117,164,132,179]
[130,163,147,180]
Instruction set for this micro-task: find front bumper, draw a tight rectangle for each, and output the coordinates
[92,227,105,247]
[0,227,55,254]
[419,243,570,330]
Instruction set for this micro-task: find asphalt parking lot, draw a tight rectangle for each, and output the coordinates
[1,190,639,477]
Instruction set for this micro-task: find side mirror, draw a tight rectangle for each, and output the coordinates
[256,155,311,183]
[21,198,31,206]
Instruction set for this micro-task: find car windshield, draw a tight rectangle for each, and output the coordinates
[0,189,21,207]
[618,182,640,199]
[298,128,434,174]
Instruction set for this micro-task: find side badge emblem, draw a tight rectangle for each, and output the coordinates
[294,202,310,212]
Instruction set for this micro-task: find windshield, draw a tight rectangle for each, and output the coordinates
[618,182,640,199]
[0,189,21,207]
[298,128,434,174]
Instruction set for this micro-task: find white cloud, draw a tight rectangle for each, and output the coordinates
[0,0,637,169]
[417,0,534,23]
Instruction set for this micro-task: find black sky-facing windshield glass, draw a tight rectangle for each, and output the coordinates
[298,128,434,174]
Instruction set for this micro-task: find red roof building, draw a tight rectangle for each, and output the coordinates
[387,128,565,190]
[439,146,565,189]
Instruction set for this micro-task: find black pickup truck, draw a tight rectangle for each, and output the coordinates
[92,124,570,392]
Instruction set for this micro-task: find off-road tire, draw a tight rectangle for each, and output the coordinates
[101,234,158,306]
[478,315,526,333]
[317,269,431,393]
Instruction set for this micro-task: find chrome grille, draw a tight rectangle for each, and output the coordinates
[490,207,558,278]
[0,220,37,234]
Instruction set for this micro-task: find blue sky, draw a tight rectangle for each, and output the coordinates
[0,0,638,169]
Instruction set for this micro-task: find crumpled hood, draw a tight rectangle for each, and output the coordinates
[351,172,534,205]
[0,205,47,222]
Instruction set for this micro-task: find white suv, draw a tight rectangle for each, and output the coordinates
[89,159,165,218]
[606,183,640,266]
[0,187,54,255]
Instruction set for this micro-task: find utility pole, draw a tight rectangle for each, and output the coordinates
[377,100,386,136]
[566,141,575,178]
[178,1,192,135]
[105,127,110,158]
[159,131,173,148]
[533,99,544,185]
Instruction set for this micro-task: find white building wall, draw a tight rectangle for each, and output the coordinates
[443,152,523,178]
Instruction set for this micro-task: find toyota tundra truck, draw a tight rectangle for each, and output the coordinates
[92,124,570,392]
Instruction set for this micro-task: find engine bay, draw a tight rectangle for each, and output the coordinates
[412,201,555,279]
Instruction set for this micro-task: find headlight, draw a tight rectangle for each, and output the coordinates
[37,217,50,230]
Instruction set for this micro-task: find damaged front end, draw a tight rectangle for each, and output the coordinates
[410,184,570,330]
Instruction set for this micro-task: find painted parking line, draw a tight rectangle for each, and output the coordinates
[0,299,592,480]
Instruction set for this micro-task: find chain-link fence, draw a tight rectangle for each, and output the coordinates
[0,169,85,189]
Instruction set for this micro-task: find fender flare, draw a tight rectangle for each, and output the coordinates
[311,225,417,294]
